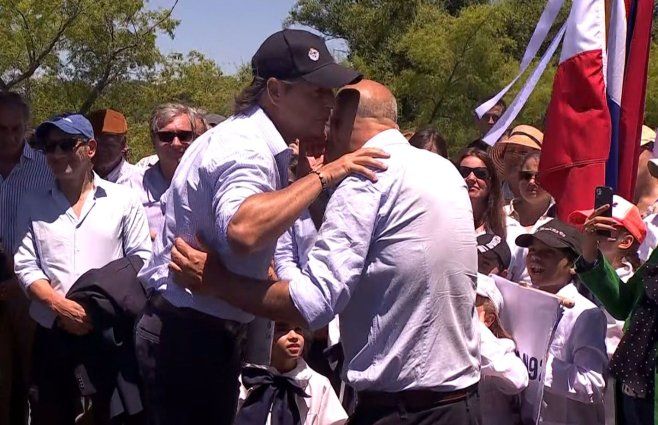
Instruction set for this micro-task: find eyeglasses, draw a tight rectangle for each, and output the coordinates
[458,166,490,180]
[40,138,86,154]
[156,131,195,144]
[519,171,539,181]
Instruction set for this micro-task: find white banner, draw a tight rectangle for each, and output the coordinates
[492,275,563,424]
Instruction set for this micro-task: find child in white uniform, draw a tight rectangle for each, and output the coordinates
[476,274,529,425]
[235,321,347,425]
[515,219,608,425]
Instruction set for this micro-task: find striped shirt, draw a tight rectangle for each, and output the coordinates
[138,107,292,322]
[0,143,54,255]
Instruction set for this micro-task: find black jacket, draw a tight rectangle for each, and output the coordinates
[66,255,146,419]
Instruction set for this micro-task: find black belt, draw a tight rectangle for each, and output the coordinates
[147,292,246,337]
[357,383,478,410]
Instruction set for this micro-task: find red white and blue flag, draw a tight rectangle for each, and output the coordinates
[539,0,653,220]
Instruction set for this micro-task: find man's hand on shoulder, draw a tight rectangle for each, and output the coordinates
[321,148,389,187]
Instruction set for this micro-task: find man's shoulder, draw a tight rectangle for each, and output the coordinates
[96,177,142,206]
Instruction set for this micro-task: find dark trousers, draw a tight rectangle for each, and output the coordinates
[134,295,246,425]
[347,386,481,425]
[0,295,35,425]
[621,392,654,425]
[29,325,81,425]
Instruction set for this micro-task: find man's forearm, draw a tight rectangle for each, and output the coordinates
[228,173,322,254]
[209,271,307,327]
[27,279,62,310]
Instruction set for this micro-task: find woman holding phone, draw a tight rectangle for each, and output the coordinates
[576,203,658,425]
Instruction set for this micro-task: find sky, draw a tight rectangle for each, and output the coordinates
[150,0,347,74]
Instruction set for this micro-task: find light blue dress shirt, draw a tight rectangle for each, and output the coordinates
[1,143,54,255]
[288,129,481,392]
[13,175,152,327]
[138,107,292,322]
[274,209,317,282]
[127,161,170,236]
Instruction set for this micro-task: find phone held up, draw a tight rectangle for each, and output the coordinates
[594,186,614,238]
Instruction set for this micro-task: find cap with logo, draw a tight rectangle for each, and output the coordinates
[515,218,582,256]
[35,114,95,144]
[477,233,512,270]
[251,29,362,89]
[88,109,128,136]
[491,125,543,175]
[568,194,647,244]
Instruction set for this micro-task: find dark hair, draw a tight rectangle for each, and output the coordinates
[476,295,514,341]
[467,139,490,152]
[458,148,507,238]
[234,77,268,117]
[0,91,30,121]
[408,127,448,158]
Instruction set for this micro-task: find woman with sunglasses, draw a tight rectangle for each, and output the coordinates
[505,152,555,284]
[457,148,507,238]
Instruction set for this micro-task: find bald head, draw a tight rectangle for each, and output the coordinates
[342,79,398,124]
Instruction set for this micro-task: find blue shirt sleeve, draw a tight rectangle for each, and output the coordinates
[288,176,381,330]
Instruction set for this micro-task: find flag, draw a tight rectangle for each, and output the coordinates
[613,0,654,200]
[539,0,611,220]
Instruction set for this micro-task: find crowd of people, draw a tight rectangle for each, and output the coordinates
[1,27,658,425]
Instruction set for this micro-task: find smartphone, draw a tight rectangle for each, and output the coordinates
[594,186,614,237]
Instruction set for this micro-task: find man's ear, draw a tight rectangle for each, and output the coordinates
[87,139,97,159]
[618,233,635,251]
[266,78,284,106]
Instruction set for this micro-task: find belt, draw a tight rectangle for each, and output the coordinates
[147,293,246,337]
[357,383,478,410]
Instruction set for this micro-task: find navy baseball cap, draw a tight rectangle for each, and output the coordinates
[477,234,512,269]
[252,29,362,89]
[35,114,95,144]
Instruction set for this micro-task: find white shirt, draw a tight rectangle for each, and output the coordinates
[238,359,347,425]
[540,283,608,425]
[604,262,634,359]
[274,210,341,347]
[139,107,292,322]
[479,323,528,425]
[289,129,480,392]
[103,158,138,187]
[639,212,658,261]
[13,175,152,328]
[134,154,158,169]
[127,161,170,235]
[0,143,54,254]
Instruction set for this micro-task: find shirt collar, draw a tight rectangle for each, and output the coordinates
[362,128,407,149]
[251,107,290,157]
[21,142,39,162]
[105,158,127,182]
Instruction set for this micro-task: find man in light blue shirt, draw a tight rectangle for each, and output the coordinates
[135,29,388,425]
[170,80,481,424]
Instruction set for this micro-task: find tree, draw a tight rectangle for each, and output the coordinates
[0,0,179,113]
[288,0,558,151]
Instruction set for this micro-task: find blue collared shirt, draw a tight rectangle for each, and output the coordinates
[138,107,292,322]
[127,161,169,236]
[288,129,481,392]
[0,143,54,255]
[13,174,152,327]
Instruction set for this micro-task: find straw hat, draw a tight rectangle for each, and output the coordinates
[490,125,543,175]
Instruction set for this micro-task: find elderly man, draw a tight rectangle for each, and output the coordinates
[128,103,196,236]
[0,92,54,425]
[13,114,151,424]
[170,80,481,425]
[135,29,387,425]
[88,108,136,185]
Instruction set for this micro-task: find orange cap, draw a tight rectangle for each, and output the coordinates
[88,109,128,136]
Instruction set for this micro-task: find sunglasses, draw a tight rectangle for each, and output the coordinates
[519,171,539,181]
[40,138,86,154]
[458,166,490,180]
[156,131,195,144]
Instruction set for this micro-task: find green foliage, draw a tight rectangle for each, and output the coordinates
[289,0,564,153]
